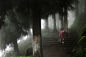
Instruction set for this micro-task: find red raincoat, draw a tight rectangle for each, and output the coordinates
[59,30,65,41]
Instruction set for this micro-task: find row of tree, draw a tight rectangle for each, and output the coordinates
[0,0,80,57]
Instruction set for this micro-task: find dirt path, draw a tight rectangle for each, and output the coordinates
[43,44,71,57]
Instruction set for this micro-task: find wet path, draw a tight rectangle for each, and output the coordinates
[43,46,70,57]
[42,32,77,57]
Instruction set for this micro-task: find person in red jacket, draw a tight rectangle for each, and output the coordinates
[59,28,65,45]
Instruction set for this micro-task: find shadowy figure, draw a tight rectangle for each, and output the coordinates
[59,28,66,45]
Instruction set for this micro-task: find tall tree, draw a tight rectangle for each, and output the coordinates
[52,14,57,31]
[15,0,59,57]
[45,18,49,30]
[0,24,20,55]
[57,0,64,29]
[0,10,29,55]
[85,0,86,12]
[64,7,68,36]
[58,8,64,29]
[32,4,43,57]
[75,0,79,17]
[60,15,64,29]
[56,13,60,32]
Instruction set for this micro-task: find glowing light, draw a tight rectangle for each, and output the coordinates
[48,15,54,29]
[17,39,20,43]
[23,36,28,40]
[5,44,12,51]
[0,50,3,57]
[41,19,45,29]
[30,29,33,34]
[68,10,75,28]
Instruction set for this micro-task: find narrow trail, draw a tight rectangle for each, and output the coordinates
[43,45,70,57]
[42,31,77,57]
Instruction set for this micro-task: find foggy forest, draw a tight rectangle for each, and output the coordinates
[0,0,86,57]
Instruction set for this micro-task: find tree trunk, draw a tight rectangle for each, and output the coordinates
[59,14,63,29]
[64,7,68,37]
[56,13,59,32]
[28,19,32,35]
[52,14,57,31]
[32,8,43,57]
[75,1,79,17]
[84,0,86,12]
[13,38,19,55]
[45,18,49,30]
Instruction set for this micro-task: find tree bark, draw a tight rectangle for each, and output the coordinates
[64,7,68,37]
[75,1,79,17]
[84,0,86,12]
[52,14,57,31]
[45,18,49,30]
[13,38,19,55]
[56,13,59,32]
[32,8,43,57]
[59,14,63,29]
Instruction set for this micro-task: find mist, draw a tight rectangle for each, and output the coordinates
[0,0,86,57]
[41,10,75,30]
